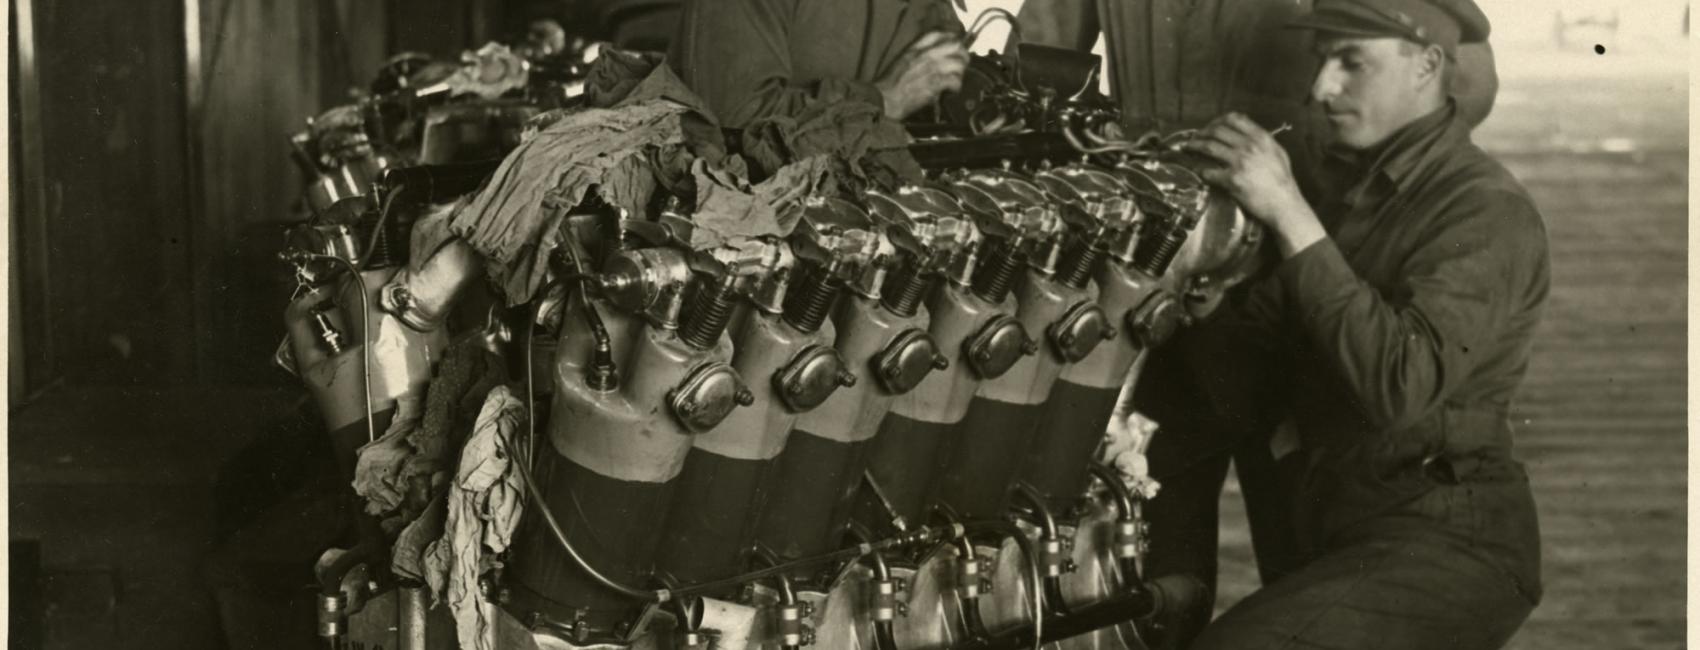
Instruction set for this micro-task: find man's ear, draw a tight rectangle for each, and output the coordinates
[1417,43,1446,86]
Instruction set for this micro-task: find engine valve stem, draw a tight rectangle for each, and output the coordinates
[680,273,739,350]
[1133,225,1187,278]
[971,237,1027,303]
[783,261,844,334]
[1058,233,1106,289]
[880,256,935,317]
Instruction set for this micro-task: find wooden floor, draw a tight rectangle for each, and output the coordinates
[1215,50,1689,649]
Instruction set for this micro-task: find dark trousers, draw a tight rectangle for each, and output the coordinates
[1142,437,1306,649]
[1191,460,1541,650]
[1191,510,1534,650]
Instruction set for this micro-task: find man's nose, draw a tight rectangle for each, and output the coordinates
[1311,63,1342,106]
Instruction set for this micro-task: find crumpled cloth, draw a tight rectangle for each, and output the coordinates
[584,48,667,109]
[1104,411,1162,500]
[441,43,530,100]
[448,99,690,304]
[422,385,528,650]
[309,104,371,157]
[687,155,829,248]
[392,491,447,582]
[352,394,426,518]
[402,341,508,487]
[351,338,507,535]
[587,50,733,188]
[741,99,923,194]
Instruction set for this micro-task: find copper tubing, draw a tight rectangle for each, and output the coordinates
[848,523,901,650]
[1013,483,1073,617]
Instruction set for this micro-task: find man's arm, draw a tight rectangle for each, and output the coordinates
[1275,189,1545,430]
[1184,113,1547,431]
[669,0,966,128]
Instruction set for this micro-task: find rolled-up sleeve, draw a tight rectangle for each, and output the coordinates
[1277,188,1544,431]
[670,0,886,127]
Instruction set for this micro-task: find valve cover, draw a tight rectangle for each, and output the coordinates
[670,361,750,433]
[873,328,947,395]
[1048,300,1113,363]
[1128,291,1182,348]
[964,314,1032,379]
[774,344,853,412]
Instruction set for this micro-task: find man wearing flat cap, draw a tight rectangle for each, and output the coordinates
[1168,0,1548,647]
[1011,3,1504,646]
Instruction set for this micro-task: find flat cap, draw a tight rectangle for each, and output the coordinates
[1290,0,1491,54]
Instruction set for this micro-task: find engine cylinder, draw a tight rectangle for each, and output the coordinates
[652,303,840,589]
[860,282,1021,528]
[933,269,1098,520]
[504,290,734,638]
[292,267,445,479]
[756,292,934,583]
[1022,261,1167,513]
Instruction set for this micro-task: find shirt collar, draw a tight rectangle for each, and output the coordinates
[1326,101,1465,208]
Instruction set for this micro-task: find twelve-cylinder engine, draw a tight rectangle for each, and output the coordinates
[274,38,1268,650]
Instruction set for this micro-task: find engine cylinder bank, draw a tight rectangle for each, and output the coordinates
[277,62,1278,644]
[1021,381,1125,513]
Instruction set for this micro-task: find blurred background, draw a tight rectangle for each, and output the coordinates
[8,0,1688,647]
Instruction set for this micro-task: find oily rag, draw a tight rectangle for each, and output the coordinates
[447,99,691,305]
[422,385,528,650]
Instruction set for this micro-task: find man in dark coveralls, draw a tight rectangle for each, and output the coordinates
[1169,0,1548,646]
[1015,2,1504,645]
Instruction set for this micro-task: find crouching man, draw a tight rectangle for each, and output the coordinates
[1174,0,1548,647]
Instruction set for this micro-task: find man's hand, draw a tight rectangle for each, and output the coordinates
[875,31,969,120]
[1180,113,1327,257]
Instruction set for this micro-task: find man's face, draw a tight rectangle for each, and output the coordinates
[1310,36,1435,150]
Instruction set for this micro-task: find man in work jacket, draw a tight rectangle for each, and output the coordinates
[1012,1,1503,643]
[1171,0,1547,646]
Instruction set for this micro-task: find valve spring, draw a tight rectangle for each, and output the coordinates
[1133,227,1186,278]
[971,239,1027,304]
[680,275,739,350]
[881,259,934,317]
[783,263,844,334]
[1058,235,1106,289]
[353,219,383,266]
[357,213,409,269]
